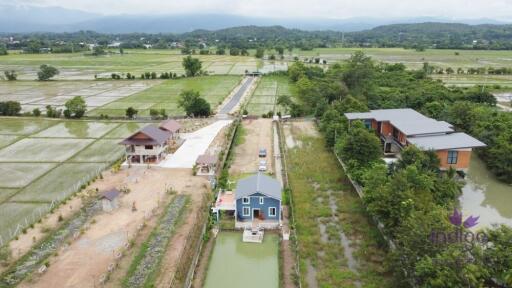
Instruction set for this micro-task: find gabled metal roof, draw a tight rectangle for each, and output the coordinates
[407,133,487,150]
[159,119,182,133]
[235,173,281,200]
[119,125,171,146]
[344,108,454,136]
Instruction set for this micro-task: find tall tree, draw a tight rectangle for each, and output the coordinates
[178,90,211,116]
[37,64,59,81]
[182,55,202,77]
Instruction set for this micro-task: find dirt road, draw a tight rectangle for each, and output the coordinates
[229,118,273,177]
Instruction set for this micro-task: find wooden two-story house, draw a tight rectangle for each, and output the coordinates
[119,125,172,164]
[345,108,486,172]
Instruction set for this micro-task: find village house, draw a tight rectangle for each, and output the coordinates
[234,173,282,229]
[159,119,182,140]
[119,125,171,164]
[344,108,486,172]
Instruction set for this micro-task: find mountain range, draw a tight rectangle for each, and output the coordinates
[1,4,511,34]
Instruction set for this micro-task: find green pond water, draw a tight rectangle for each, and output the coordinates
[204,232,279,288]
[460,155,512,228]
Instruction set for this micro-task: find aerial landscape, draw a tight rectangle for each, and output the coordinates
[0,0,511,287]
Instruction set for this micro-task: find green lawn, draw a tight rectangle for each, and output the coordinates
[0,118,152,244]
[88,75,241,116]
[247,75,294,115]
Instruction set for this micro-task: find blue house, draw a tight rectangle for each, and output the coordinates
[235,173,282,229]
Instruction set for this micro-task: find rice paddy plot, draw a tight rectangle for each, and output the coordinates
[0,188,19,203]
[0,80,160,113]
[103,122,148,139]
[0,202,50,243]
[0,135,20,149]
[10,162,109,203]
[0,118,57,135]
[0,163,57,189]
[246,76,293,115]
[32,121,119,138]
[0,138,94,162]
[71,139,125,162]
[88,75,241,116]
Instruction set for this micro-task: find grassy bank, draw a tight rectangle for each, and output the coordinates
[284,123,390,287]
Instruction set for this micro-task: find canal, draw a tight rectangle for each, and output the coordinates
[460,155,512,228]
[203,232,279,288]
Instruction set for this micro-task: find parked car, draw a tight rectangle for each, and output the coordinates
[259,148,267,157]
[258,160,267,171]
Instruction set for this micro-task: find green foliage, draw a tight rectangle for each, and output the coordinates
[4,70,17,81]
[32,108,41,117]
[336,121,382,168]
[177,90,211,117]
[125,107,138,119]
[255,48,264,58]
[0,101,21,116]
[0,44,7,56]
[91,46,106,56]
[37,64,59,81]
[64,96,87,119]
[182,55,202,77]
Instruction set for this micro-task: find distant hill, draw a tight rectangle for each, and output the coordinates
[346,22,512,49]
[0,4,510,33]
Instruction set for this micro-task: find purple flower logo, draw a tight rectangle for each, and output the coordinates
[449,208,479,228]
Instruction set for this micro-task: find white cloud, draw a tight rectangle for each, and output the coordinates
[6,0,512,20]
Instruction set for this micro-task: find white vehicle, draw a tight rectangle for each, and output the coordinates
[258,160,267,171]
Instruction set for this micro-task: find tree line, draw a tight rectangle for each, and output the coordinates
[284,52,512,287]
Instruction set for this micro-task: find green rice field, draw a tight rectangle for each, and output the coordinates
[0,117,150,244]
[0,49,260,80]
[246,76,294,115]
[88,75,241,116]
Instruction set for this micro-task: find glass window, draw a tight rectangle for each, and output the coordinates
[259,197,264,204]
[447,150,458,164]
[242,197,250,204]
[144,145,153,149]
[269,207,276,217]
[243,207,250,216]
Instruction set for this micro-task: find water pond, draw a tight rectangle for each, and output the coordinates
[204,232,279,288]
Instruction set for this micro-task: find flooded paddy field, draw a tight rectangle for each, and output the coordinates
[246,75,294,115]
[0,50,260,79]
[88,75,241,116]
[0,118,149,244]
[460,155,512,228]
[0,80,159,113]
[203,232,279,288]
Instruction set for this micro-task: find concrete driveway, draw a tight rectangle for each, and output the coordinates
[159,119,232,168]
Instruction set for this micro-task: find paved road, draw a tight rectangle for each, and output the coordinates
[218,76,255,114]
[159,120,233,168]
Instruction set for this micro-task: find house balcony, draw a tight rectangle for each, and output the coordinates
[126,146,165,156]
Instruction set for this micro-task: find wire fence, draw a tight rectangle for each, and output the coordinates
[0,154,122,247]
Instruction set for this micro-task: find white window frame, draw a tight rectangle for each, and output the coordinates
[242,206,250,216]
[268,207,277,217]
[242,197,250,204]
[259,197,264,205]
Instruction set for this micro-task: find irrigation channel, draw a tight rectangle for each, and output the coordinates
[459,155,512,228]
[203,232,279,288]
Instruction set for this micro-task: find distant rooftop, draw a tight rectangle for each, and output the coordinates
[344,108,454,136]
[159,119,181,133]
[407,133,487,150]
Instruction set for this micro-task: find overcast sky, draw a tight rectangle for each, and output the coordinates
[7,0,512,20]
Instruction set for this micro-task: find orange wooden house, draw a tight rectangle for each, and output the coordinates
[345,109,486,172]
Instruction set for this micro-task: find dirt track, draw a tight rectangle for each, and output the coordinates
[229,118,273,177]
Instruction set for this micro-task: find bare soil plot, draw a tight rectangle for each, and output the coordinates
[20,168,208,288]
[229,118,273,176]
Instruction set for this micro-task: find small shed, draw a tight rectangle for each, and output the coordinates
[195,154,217,176]
[100,189,120,212]
[159,119,182,139]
